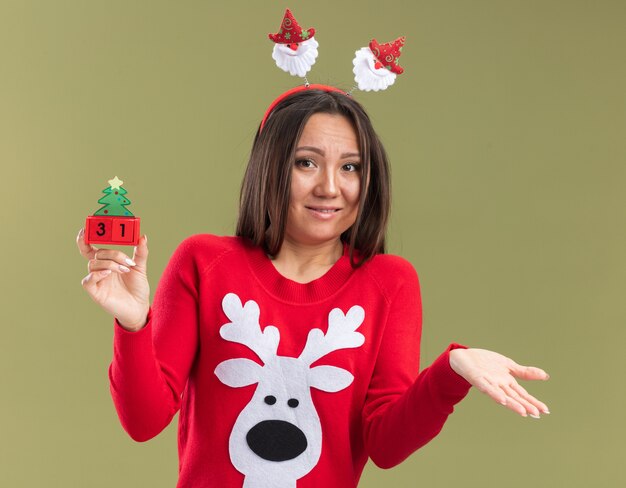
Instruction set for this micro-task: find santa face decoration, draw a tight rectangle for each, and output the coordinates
[272,38,319,77]
[352,37,405,92]
[269,9,319,78]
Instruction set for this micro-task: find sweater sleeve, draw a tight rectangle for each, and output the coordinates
[362,264,472,468]
[108,237,200,442]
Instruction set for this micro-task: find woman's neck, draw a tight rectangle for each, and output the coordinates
[270,238,344,284]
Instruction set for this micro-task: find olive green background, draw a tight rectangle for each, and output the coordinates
[1,0,624,486]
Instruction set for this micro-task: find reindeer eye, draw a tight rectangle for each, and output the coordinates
[287,398,299,408]
[264,395,277,405]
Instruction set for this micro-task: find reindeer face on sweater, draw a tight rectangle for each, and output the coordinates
[214,293,365,487]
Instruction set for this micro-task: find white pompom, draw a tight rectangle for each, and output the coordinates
[272,37,319,77]
[352,47,397,92]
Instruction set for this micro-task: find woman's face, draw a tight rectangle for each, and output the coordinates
[284,113,362,248]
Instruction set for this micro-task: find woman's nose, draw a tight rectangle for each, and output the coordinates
[314,170,339,197]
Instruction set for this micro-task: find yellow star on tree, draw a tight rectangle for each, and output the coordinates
[108,176,123,190]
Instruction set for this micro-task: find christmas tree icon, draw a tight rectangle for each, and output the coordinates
[94,176,134,216]
[85,176,141,246]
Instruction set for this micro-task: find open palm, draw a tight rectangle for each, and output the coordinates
[449,348,550,418]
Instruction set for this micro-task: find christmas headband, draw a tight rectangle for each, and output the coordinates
[261,8,405,129]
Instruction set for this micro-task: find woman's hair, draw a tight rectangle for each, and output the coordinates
[236,89,391,267]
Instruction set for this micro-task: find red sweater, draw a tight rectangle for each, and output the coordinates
[109,235,471,487]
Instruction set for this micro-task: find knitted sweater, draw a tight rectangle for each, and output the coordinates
[109,235,471,487]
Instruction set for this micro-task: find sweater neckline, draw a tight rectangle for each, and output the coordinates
[243,239,355,304]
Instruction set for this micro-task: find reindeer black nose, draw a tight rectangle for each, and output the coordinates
[246,420,307,461]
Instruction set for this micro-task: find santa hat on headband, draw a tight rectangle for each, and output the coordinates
[369,37,405,74]
[268,8,315,44]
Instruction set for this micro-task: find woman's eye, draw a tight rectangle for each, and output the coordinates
[343,163,361,172]
[296,159,314,168]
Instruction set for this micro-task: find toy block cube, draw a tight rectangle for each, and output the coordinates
[85,216,141,246]
[111,217,138,244]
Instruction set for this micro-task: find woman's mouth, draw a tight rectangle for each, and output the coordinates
[307,207,339,213]
[306,206,341,219]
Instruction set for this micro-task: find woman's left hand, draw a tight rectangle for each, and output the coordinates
[449,348,550,418]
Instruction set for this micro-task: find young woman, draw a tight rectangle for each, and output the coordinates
[77,89,549,488]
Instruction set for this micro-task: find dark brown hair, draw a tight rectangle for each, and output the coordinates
[236,89,391,267]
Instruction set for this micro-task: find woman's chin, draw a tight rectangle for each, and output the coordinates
[284,230,344,249]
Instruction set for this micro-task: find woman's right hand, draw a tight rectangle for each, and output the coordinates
[77,228,150,331]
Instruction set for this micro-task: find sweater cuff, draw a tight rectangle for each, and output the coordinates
[114,308,152,334]
[428,343,472,405]
[113,308,153,353]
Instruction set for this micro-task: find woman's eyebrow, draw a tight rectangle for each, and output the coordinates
[296,146,360,159]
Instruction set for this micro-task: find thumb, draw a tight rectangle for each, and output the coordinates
[511,362,550,381]
[132,234,149,269]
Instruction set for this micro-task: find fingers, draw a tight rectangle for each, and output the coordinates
[132,235,149,269]
[504,359,550,416]
[87,248,138,274]
[473,377,531,417]
[76,228,98,260]
[496,382,550,418]
[509,382,550,416]
[81,269,112,293]
[475,376,550,418]
[77,228,148,269]
[473,377,507,406]
[501,384,540,418]
[81,234,144,290]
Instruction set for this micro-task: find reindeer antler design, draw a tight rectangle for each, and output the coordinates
[220,293,280,364]
[299,306,365,366]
